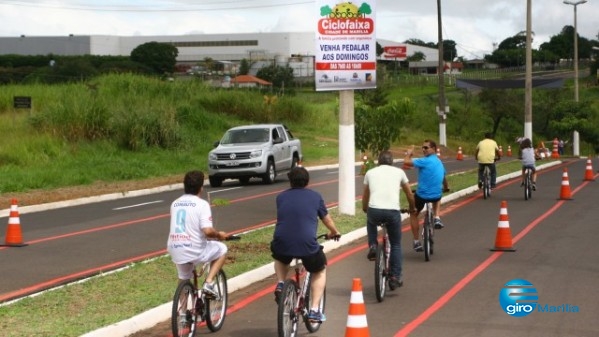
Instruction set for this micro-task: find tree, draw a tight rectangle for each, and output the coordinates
[403,38,436,49]
[477,88,523,136]
[238,58,250,75]
[355,66,413,158]
[355,98,414,158]
[256,64,294,90]
[201,57,215,73]
[442,40,457,61]
[539,25,593,59]
[130,41,178,75]
[376,42,384,57]
[406,51,426,62]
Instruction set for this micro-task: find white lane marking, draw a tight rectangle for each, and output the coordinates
[209,187,243,194]
[113,200,164,210]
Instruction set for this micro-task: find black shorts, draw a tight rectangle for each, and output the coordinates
[415,193,441,213]
[271,244,327,273]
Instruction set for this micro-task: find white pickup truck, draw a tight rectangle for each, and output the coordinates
[207,124,303,187]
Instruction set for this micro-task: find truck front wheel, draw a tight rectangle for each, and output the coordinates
[209,176,223,187]
[262,160,276,184]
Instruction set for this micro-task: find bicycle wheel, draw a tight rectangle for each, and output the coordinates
[423,215,431,262]
[374,242,387,302]
[483,168,491,199]
[171,281,198,337]
[303,273,325,332]
[524,170,532,200]
[277,279,299,337]
[206,269,228,332]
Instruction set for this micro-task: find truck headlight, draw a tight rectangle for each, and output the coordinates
[250,150,262,158]
[209,153,217,160]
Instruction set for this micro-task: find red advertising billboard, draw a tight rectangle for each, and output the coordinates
[383,45,407,59]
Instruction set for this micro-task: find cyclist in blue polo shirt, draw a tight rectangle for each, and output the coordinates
[404,139,449,252]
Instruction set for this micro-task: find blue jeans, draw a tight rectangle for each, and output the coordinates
[478,163,497,187]
[366,208,403,279]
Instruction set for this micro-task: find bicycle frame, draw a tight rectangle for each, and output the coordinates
[482,165,492,199]
[374,223,391,302]
[422,202,434,262]
[171,262,228,337]
[524,167,533,200]
[277,236,328,337]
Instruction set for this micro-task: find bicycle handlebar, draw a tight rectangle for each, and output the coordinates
[225,234,242,241]
[316,233,341,241]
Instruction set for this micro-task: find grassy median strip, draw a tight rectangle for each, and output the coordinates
[0,160,529,336]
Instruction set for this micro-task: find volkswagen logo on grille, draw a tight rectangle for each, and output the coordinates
[229,153,237,159]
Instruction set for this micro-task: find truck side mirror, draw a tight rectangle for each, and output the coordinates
[273,137,283,144]
[213,141,220,147]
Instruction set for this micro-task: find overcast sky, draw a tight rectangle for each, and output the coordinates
[1,0,597,59]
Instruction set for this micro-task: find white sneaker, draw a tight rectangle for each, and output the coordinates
[202,282,218,298]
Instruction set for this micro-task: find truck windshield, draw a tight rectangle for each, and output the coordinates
[221,128,269,144]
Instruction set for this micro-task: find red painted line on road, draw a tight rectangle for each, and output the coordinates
[393,175,592,336]
[0,250,165,302]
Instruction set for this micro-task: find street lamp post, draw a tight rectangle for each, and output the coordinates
[564,0,586,157]
[563,0,586,103]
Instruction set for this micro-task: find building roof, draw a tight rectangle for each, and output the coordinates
[231,75,272,86]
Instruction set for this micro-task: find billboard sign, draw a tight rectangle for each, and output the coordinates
[315,1,377,91]
[383,45,407,59]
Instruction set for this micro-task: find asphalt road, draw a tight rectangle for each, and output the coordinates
[126,157,599,337]
[0,156,474,302]
[2,156,598,337]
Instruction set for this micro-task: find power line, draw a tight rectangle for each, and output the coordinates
[0,0,313,12]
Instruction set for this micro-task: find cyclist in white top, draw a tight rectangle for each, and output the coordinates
[519,138,537,190]
[167,170,233,297]
[362,151,415,290]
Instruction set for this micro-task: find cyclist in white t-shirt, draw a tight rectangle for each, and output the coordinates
[362,151,415,290]
[167,170,233,297]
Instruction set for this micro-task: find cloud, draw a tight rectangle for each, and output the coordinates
[0,0,597,60]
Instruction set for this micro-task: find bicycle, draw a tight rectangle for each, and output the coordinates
[481,165,492,199]
[523,167,533,200]
[421,201,435,262]
[277,234,340,337]
[374,209,410,302]
[171,235,240,337]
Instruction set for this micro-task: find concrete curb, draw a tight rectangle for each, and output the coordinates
[80,228,370,337]
[0,163,348,218]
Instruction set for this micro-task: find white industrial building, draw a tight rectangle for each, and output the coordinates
[0,32,438,77]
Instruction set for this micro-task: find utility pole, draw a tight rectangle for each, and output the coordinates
[563,0,586,102]
[563,0,586,156]
[524,0,533,142]
[437,0,447,146]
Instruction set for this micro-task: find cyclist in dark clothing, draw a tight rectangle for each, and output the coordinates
[270,166,340,322]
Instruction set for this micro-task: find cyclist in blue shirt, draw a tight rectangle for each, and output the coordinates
[404,140,449,252]
[270,166,340,322]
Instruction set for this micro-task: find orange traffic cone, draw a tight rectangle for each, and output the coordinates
[583,158,594,181]
[456,146,463,160]
[559,168,573,200]
[507,145,512,157]
[345,278,370,337]
[2,199,28,247]
[551,138,560,159]
[436,148,441,157]
[499,145,503,157]
[490,201,516,252]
